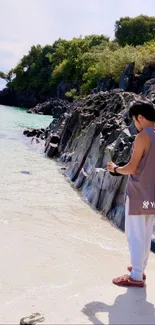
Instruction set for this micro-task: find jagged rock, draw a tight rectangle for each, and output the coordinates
[57,81,80,99]
[141,64,155,85]
[45,133,60,158]
[136,63,155,94]
[23,128,45,139]
[144,79,155,103]
[91,77,117,94]
[117,63,155,95]
[91,63,155,97]
[23,128,38,137]
[119,62,135,91]
[48,118,60,132]
[23,88,155,251]
[28,98,71,117]
[45,90,150,234]
[144,78,155,95]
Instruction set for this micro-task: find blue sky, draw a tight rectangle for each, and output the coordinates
[0,0,155,89]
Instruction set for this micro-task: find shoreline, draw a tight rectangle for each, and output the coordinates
[1,150,155,324]
[23,88,155,252]
[1,104,155,324]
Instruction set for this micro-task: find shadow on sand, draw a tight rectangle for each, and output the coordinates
[82,286,155,324]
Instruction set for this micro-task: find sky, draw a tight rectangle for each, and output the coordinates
[0,0,155,89]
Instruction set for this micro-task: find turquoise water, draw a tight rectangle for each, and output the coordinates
[0,105,52,156]
[0,104,53,223]
[0,104,130,324]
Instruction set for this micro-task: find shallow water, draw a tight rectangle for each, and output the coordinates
[0,105,155,324]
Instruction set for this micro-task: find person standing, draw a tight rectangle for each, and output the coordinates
[107,101,155,287]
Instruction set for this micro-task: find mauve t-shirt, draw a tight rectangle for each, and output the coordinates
[126,126,155,215]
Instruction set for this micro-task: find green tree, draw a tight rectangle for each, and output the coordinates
[4,25,155,99]
[0,69,14,83]
[10,45,53,94]
[115,15,155,46]
[135,41,155,72]
[50,36,110,90]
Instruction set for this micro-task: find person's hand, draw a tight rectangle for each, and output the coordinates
[107,161,117,173]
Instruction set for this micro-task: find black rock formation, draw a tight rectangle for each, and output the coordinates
[24,87,155,250]
[44,90,141,231]
[28,98,71,118]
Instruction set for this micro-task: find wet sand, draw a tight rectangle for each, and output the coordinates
[1,104,155,324]
[1,158,155,324]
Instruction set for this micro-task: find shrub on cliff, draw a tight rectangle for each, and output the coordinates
[135,41,155,71]
[82,45,136,93]
[65,88,79,100]
[81,41,155,93]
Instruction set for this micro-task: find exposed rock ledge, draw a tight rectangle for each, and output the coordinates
[44,90,138,228]
[24,87,155,251]
[28,98,71,118]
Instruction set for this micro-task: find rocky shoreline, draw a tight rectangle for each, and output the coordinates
[23,85,155,251]
[44,89,138,233]
[17,62,155,252]
[27,98,71,118]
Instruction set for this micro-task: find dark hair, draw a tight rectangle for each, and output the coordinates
[129,101,155,122]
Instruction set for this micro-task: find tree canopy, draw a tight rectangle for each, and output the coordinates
[115,15,155,46]
[1,35,110,97]
[0,15,155,99]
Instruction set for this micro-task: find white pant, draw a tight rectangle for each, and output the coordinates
[125,196,154,281]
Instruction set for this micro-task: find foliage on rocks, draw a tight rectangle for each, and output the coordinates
[0,16,155,97]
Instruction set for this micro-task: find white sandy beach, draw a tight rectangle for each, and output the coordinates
[1,158,155,324]
[1,105,155,324]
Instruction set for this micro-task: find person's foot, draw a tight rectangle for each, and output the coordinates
[127,266,146,280]
[112,274,145,287]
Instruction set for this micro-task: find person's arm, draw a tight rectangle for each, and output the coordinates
[107,131,150,175]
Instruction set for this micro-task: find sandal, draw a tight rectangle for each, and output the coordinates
[127,266,146,280]
[112,274,144,287]
[20,313,45,325]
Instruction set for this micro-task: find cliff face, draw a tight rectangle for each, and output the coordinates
[45,90,142,230]
[23,84,155,249]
